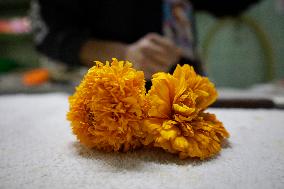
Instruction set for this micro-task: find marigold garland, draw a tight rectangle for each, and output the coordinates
[142,65,229,159]
[67,59,229,159]
[67,58,147,152]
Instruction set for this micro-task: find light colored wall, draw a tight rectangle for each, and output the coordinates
[196,0,284,88]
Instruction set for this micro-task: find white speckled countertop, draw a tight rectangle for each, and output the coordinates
[0,93,284,189]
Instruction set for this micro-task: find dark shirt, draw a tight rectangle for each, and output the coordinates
[33,0,259,73]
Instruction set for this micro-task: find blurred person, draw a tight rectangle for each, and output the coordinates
[30,0,260,87]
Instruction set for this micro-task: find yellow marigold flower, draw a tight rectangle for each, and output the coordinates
[143,64,229,159]
[67,58,147,152]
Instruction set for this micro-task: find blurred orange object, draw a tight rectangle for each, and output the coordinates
[22,68,49,86]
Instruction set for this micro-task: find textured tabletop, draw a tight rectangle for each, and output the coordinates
[0,93,284,189]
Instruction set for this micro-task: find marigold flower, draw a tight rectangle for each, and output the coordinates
[143,64,229,159]
[67,58,147,152]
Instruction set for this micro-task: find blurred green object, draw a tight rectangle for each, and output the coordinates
[202,15,274,82]
[0,33,39,69]
[196,0,284,88]
[0,58,19,73]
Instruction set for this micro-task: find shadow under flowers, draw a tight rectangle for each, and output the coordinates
[69,141,230,172]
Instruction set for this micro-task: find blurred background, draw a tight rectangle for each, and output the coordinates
[196,0,284,87]
[0,0,284,108]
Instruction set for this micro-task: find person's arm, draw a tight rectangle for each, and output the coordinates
[32,1,181,79]
[32,0,132,67]
[191,0,261,17]
[81,34,181,79]
[79,40,127,66]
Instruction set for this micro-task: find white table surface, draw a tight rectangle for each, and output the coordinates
[0,93,284,189]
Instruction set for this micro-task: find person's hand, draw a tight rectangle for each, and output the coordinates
[125,33,181,80]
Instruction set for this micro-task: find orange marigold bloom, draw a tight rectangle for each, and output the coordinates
[143,64,229,159]
[67,59,147,152]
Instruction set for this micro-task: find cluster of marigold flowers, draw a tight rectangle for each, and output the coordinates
[67,58,229,159]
